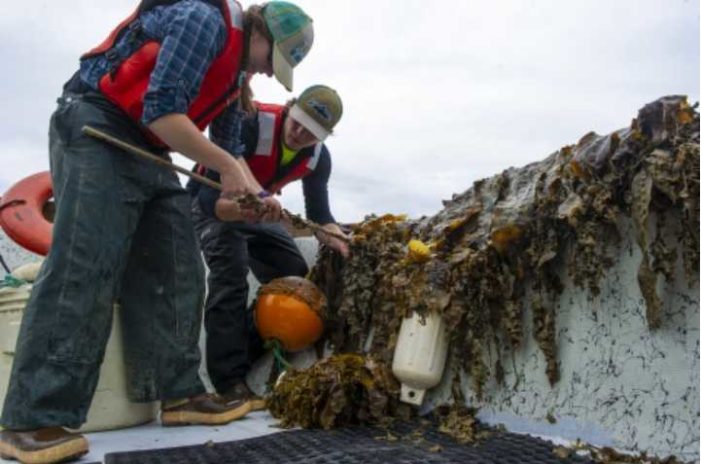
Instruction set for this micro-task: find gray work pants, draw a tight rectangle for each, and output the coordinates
[1,92,206,430]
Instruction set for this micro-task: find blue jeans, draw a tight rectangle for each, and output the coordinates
[1,93,206,430]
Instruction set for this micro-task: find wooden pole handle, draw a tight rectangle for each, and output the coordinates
[82,125,351,244]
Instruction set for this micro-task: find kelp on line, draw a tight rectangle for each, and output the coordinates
[268,352,485,444]
[268,353,411,429]
[309,96,699,397]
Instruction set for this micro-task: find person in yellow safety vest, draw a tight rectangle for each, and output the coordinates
[187,85,348,409]
[0,1,314,463]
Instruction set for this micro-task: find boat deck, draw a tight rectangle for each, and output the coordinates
[0,411,281,463]
[95,418,591,464]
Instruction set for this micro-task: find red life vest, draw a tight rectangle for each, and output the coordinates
[83,0,245,147]
[247,103,323,194]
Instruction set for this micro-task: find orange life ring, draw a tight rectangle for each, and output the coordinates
[0,171,53,256]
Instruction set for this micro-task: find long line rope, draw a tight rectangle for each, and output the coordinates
[82,125,351,244]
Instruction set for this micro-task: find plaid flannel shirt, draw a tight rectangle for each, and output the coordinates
[79,0,245,153]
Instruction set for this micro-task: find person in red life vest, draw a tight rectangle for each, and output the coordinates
[188,85,348,407]
[0,1,314,462]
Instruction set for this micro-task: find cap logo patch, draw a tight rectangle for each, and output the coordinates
[289,44,306,64]
[307,99,331,121]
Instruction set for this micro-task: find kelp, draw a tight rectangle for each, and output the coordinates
[309,96,699,397]
[553,441,689,464]
[269,357,488,443]
[268,353,411,429]
[434,405,484,444]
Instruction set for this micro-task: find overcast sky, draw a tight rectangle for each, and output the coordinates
[0,0,698,223]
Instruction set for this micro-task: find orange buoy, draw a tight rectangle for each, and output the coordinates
[0,172,53,256]
[255,276,326,352]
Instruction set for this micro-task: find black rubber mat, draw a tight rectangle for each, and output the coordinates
[104,422,594,464]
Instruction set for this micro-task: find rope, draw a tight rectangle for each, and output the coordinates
[0,199,26,214]
[265,339,292,371]
[0,275,27,288]
[0,246,28,287]
[0,253,10,275]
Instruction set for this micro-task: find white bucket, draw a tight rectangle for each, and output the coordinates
[0,285,32,406]
[0,284,158,432]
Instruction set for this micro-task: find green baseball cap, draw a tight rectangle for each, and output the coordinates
[289,85,343,141]
[263,2,314,92]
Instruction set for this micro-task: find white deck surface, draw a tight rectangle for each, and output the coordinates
[0,411,284,463]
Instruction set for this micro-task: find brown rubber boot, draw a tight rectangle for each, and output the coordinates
[161,393,251,426]
[221,381,267,411]
[0,427,88,464]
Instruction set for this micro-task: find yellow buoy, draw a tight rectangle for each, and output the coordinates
[407,239,432,263]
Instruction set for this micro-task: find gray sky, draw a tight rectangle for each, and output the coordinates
[0,0,698,223]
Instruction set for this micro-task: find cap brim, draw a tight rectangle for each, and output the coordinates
[272,46,293,92]
[289,105,330,141]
